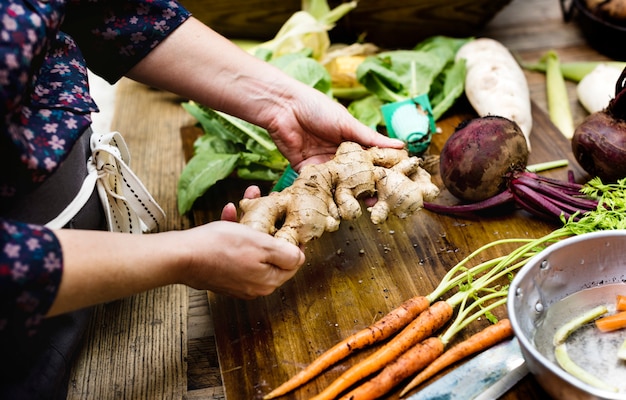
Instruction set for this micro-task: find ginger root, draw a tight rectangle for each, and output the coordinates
[239,142,440,246]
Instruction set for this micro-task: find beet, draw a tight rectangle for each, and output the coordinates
[424,116,598,223]
[572,67,626,182]
[439,116,529,202]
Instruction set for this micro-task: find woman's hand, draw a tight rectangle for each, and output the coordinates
[261,82,405,171]
[50,220,305,316]
[127,17,405,173]
[220,185,261,221]
[179,221,304,299]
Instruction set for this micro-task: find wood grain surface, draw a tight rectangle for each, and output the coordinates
[192,100,587,400]
[67,84,196,400]
[65,0,619,398]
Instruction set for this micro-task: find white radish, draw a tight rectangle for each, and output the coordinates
[576,63,623,114]
[455,38,533,151]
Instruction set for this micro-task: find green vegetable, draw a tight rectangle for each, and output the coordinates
[177,103,288,214]
[554,343,618,392]
[523,58,626,83]
[347,95,384,128]
[247,0,356,61]
[177,51,332,214]
[348,36,470,124]
[543,51,575,139]
[270,50,333,96]
[553,305,608,346]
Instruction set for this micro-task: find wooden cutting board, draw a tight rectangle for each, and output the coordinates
[186,101,587,400]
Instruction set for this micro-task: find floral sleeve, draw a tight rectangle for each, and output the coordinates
[0,220,62,337]
[63,0,192,84]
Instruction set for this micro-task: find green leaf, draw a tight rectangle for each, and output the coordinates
[239,151,289,172]
[429,58,466,120]
[352,36,472,124]
[182,102,246,145]
[280,56,332,96]
[357,50,448,100]
[413,35,471,62]
[177,153,240,214]
[347,95,384,127]
[193,133,238,155]
[236,164,284,181]
[214,110,277,153]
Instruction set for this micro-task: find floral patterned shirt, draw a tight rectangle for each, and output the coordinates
[0,0,190,337]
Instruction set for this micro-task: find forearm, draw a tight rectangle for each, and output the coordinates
[126,17,297,129]
[47,229,187,317]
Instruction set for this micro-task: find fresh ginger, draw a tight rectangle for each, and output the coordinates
[239,142,439,245]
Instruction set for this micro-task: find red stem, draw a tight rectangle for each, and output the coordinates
[512,175,598,210]
[422,190,515,215]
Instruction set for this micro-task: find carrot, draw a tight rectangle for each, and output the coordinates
[263,295,430,399]
[310,240,532,400]
[339,337,445,400]
[341,288,510,399]
[309,300,454,400]
[265,237,536,399]
[264,240,525,399]
[595,310,626,332]
[399,318,513,397]
[617,294,626,311]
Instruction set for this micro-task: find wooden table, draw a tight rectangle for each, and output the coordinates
[66,0,617,399]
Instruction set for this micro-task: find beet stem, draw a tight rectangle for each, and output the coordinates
[422,190,515,214]
[510,191,559,221]
[509,184,571,220]
[512,176,598,210]
[520,171,584,191]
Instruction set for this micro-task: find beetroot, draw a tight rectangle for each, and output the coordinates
[424,116,598,222]
[572,67,626,182]
[439,115,529,202]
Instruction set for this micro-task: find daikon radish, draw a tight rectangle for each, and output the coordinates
[455,38,533,151]
[577,63,623,114]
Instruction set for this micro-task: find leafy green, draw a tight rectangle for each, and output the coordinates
[177,153,241,215]
[348,36,471,124]
[177,51,332,215]
[269,50,333,96]
[347,95,385,128]
[429,58,467,120]
[247,0,356,61]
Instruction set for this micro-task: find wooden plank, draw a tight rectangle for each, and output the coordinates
[196,100,588,399]
[186,386,225,400]
[67,79,195,399]
[65,0,622,397]
[67,286,187,399]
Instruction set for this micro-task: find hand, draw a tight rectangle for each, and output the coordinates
[261,84,405,171]
[220,185,261,221]
[180,220,305,299]
[50,219,305,316]
[128,17,404,172]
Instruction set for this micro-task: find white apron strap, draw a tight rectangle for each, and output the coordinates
[46,132,165,233]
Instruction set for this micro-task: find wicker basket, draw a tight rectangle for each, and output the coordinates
[181,0,513,48]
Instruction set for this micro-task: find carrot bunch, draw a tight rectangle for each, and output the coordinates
[263,236,552,400]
